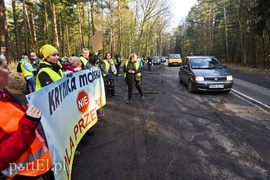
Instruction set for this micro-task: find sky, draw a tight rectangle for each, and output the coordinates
[170,0,197,27]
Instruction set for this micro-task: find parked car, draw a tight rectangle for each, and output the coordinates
[168,54,182,66]
[178,56,233,93]
[152,56,161,65]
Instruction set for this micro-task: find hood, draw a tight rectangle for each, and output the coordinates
[192,68,230,77]
[19,59,29,63]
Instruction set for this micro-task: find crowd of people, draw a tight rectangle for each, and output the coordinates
[0,43,149,179]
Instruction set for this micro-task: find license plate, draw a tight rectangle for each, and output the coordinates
[209,84,224,88]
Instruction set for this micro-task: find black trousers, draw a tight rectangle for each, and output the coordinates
[125,78,143,100]
[104,79,115,95]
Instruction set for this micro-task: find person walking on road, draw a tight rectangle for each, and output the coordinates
[147,56,152,71]
[123,53,144,103]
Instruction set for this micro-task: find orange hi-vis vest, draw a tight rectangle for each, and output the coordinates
[0,101,52,179]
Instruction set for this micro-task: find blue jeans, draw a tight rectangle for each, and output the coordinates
[26,76,36,92]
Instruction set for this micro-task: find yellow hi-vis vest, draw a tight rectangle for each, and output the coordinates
[80,56,88,67]
[102,60,117,76]
[0,101,52,179]
[36,61,64,91]
[124,60,141,78]
[20,60,34,78]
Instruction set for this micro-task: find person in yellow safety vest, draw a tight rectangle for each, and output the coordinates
[19,53,37,93]
[36,44,64,90]
[0,53,54,179]
[36,44,81,157]
[79,48,90,69]
[114,54,121,77]
[123,53,144,103]
[141,54,146,67]
[101,53,117,96]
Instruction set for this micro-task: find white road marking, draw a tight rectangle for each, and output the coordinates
[231,89,270,114]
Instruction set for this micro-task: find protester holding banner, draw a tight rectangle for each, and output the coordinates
[79,48,90,69]
[85,53,104,121]
[36,44,64,90]
[36,44,81,156]
[123,53,144,103]
[62,56,83,73]
[0,54,54,179]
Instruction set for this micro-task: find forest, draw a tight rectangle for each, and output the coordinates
[0,0,269,69]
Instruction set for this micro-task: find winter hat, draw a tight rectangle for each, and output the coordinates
[68,56,81,68]
[39,44,58,59]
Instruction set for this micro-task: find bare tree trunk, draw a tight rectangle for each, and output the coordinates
[87,1,91,48]
[44,0,50,43]
[101,0,104,55]
[224,4,229,62]
[109,0,116,54]
[118,0,123,57]
[31,12,38,52]
[60,14,65,56]
[0,0,7,57]
[90,0,95,36]
[12,0,21,59]
[77,2,85,49]
[66,24,71,55]
[24,4,34,50]
[23,0,29,54]
[52,2,59,49]
[236,1,246,64]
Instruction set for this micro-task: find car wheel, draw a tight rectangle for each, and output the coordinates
[188,80,194,93]
[178,74,183,83]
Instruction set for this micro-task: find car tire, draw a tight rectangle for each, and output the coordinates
[188,80,194,93]
[179,74,183,83]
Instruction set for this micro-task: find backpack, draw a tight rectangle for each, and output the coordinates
[16,61,22,72]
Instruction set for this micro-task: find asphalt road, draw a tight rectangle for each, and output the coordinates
[72,63,270,179]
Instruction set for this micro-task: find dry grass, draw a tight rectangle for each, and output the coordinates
[7,61,27,94]
[227,63,270,80]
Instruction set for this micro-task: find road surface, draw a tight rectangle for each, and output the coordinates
[72,63,270,179]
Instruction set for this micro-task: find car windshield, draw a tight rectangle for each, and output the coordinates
[169,54,181,59]
[190,58,223,69]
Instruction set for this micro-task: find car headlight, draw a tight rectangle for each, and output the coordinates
[227,75,233,81]
[195,76,204,82]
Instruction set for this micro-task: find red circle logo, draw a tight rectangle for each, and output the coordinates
[77,90,89,114]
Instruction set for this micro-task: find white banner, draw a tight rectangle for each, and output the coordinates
[26,67,106,179]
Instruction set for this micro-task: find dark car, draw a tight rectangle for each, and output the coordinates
[152,56,161,65]
[178,56,233,93]
[160,56,166,62]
